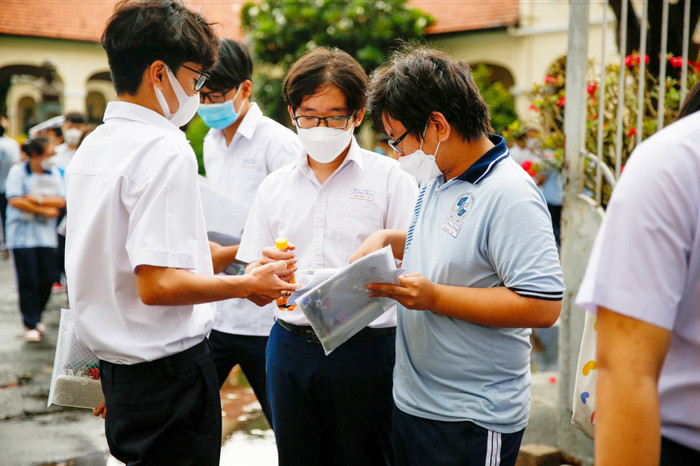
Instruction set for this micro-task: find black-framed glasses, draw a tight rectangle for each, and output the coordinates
[180,64,211,92]
[199,88,233,104]
[292,112,355,129]
[387,129,410,154]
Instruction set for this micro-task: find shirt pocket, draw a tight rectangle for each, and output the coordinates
[326,200,385,261]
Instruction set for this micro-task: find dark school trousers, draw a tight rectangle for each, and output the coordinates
[208,329,272,424]
[661,436,700,465]
[266,321,395,466]
[99,340,221,466]
[11,247,56,329]
[392,404,525,466]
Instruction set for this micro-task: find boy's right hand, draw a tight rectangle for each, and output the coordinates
[259,243,296,282]
[245,261,301,307]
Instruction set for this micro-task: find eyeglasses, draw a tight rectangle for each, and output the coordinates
[180,64,211,92]
[200,88,233,104]
[292,113,355,129]
[387,129,410,154]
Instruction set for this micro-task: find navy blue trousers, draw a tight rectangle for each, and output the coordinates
[392,404,525,466]
[11,247,56,329]
[99,340,221,466]
[208,329,271,424]
[266,321,395,466]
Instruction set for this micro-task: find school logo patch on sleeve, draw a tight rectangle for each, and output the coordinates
[441,192,474,238]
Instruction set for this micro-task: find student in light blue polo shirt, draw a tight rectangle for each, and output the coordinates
[6,136,65,342]
[353,46,564,466]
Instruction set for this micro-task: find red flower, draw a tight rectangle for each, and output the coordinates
[644,54,649,64]
[87,367,100,380]
[529,103,539,112]
[558,96,566,108]
[692,61,700,73]
[669,56,684,68]
[527,168,537,177]
[628,127,637,138]
[521,160,532,171]
[624,54,634,67]
[545,75,558,84]
[587,81,597,97]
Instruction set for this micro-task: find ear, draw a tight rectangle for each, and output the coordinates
[149,60,168,91]
[353,108,365,127]
[287,105,296,126]
[240,80,253,100]
[428,111,451,142]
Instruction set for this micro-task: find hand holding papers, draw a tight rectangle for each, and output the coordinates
[296,246,401,354]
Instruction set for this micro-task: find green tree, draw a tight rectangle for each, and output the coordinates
[471,64,518,134]
[241,0,434,123]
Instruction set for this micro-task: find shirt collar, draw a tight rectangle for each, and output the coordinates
[103,101,187,140]
[456,134,509,184]
[236,102,262,140]
[25,160,51,175]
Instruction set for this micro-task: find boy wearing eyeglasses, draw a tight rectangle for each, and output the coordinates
[63,2,298,464]
[197,39,301,424]
[236,47,418,465]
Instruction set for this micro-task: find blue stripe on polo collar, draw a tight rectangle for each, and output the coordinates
[456,134,509,184]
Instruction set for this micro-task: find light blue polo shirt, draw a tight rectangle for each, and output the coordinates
[394,134,564,433]
[5,161,64,249]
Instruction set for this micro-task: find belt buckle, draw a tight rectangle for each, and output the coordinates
[303,328,321,344]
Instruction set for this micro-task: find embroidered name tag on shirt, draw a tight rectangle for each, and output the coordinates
[350,188,375,201]
[241,158,258,169]
[441,192,474,238]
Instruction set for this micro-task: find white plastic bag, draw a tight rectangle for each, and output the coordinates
[296,246,400,355]
[48,308,104,409]
[571,310,598,438]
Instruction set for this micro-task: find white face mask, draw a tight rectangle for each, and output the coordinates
[63,128,82,146]
[154,65,200,127]
[40,156,55,171]
[296,125,354,163]
[399,134,442,184]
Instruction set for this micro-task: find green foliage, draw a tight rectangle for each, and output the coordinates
[524,52,700,206]
[241,0,434,122]
[471,64,518,134]
[185,115,209,175]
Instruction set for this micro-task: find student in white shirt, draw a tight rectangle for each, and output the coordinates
[64,2,298,465]
[197,38,301,423]
[237,47,418,465]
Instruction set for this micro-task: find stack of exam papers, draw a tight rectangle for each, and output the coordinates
[295,246,402,354]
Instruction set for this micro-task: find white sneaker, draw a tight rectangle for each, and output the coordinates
[24,328,42,343]
[36,322,47,334]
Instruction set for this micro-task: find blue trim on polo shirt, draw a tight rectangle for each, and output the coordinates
[23,161,52,176]
[456,134,510,184]
[509,287,564,301]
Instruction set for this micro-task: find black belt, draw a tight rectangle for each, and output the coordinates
[277,319,395,344]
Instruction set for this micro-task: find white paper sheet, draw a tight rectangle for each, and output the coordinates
[198,175,248,239]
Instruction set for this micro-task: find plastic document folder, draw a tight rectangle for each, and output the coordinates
[296,246,401,355]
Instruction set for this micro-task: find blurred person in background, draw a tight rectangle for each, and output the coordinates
[5,136,64,342]
[54,112,86,175]
[198,38,300,423]
[1,118,22,257]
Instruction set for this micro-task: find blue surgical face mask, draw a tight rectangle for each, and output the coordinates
[197,87,243,130]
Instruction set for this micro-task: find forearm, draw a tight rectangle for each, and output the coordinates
[39,196,66,209]
[595,367,662,465]
[431,285,561,328]
[135,266,253,306]
[383,229,408,261]
[8,197,56,216]
[210,242,239,274]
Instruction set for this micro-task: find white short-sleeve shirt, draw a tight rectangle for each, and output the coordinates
[65,101,215,365]
[237,138,419,328]
[203,103,301,336]
[577,112,700,451]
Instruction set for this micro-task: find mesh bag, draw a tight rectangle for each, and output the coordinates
[48,308,104,409]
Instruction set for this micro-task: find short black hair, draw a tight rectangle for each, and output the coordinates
[65,112,86,125]
[283,47,368,115]
[368,45,492,141]
[206,39,253,92]
[678,81,700,120]
[102,0,219,95]
[22,137,50,158]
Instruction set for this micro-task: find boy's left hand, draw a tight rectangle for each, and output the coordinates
[366,273,436,311]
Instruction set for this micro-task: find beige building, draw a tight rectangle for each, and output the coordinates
[0,0,611,137]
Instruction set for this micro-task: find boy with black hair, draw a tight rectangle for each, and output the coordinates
[64,2,298,464]
[199,38,300,424]
[353,45,564,466]
[237,47,418,465]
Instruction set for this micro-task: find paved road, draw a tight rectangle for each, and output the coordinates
[0,256,560,465]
